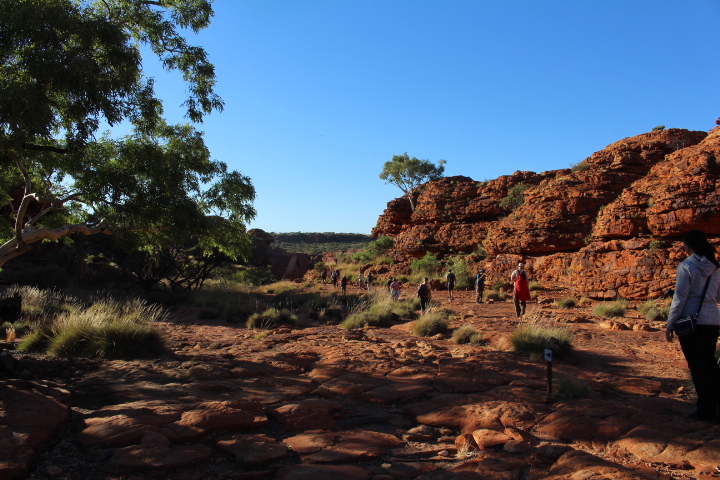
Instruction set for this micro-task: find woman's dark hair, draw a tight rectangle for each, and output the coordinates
[682,230,720,267]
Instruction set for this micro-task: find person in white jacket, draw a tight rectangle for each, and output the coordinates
[666,230,720,421]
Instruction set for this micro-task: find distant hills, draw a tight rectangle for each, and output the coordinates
[269,232,374,254]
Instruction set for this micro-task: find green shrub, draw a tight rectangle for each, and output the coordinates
[556,297,577,309]
[652,125,665,131]
[570,160,590,173]
[19,298,168,359]
[491,281,512,291]
[593,300,627,318]
[446,256,472,290]
[640,300,670,322]
[554,375,597,401]
[578,297,592,307]
[528,281,543,291]
[412,252,442,275]
[510,324,573,360]
[412,310,451,337]
[236,265,277,286]
[452,325,485,345]
[499,183,530,211]
[483,289,507,302]
[257,281,297,295]
[246,308,297,329]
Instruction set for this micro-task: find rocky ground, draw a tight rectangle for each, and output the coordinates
[3,283,720,480]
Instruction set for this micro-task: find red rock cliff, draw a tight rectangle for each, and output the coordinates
[372,127,718,299]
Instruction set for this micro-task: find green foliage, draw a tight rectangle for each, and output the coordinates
[379,153,446,210]
[483,289,508,302]
[452,325,485,345]
[446,255,472,290]
[593,300,627,318]
[412,309,452,337]
[412,252,442,275]
[648,240,665,252]
[491,281,512,291]
[652,125,666,131]
[510,324,573,360]
[271,233,374,255]
[529,281,543,291]
[556,297,577,309]
[570,160,591,173]
[246,308,297,330]
[554,375,597,401]
[499,183,531,211]
[0,0,255,268]
[353,235,395,263]
[639,300,670,322]
[18,298,168,359]
[235,265,276,286]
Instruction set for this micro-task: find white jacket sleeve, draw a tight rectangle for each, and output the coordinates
[667,262,691,330]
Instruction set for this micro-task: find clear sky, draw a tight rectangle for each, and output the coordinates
[142,0,720,235]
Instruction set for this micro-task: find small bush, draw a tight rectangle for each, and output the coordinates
[578,297,592,307]
[246,308,297,329]
[491,281,512,291]
[235,265,276,286]
[483,289,507,302]
[499,183,530,211]
[652,125,665,131]
[19,298,168,359]
[412,311,451,337]
[554,375,597,401]
[640,300,670,322]
[412,252,442,275]
[510,324,573,360]
[452,325,485,345]
[257,281,297,295]
[556,297,577,309]
[528,281,543,291]
[593,300,627,318]
[570,160,591,173]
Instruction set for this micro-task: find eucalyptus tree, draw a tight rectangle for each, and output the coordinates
[0,0,255,268]
[379,153,446,211]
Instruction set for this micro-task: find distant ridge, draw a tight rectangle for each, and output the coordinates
[270,232,373,254]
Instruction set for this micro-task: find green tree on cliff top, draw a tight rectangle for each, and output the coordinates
[0,0,255,268]
[379,153,446,211]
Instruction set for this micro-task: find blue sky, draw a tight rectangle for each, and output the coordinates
[143,0,720,234]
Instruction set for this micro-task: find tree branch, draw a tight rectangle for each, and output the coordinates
[21,143,69,154]
[0,220,112,269]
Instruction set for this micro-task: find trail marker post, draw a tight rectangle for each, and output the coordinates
[545,349,553,394]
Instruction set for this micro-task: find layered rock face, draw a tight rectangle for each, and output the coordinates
[373,127,720,298]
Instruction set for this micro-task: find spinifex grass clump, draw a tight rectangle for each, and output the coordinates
[246,308,297,329]
[554,375,597,401]
[452,325,485,345]
[340,290,416,329]
[19,298,168,359]
[510,324,573,360]
[593,299,627,318]
[5,285,82,321]
[639,299,671,322]
[556,297,577,309]
[412,308,453,337]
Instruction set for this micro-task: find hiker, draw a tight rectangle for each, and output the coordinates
[331,269,339,288]
[417,277,432,313]
[446,269,456,301]
[340,275,348,295]
[511,262,531,317]
[320,268,327,285]
[366,273,373,291]
[475,269,486,303]
[358,271,365,290]
[665,230,720,421]
[387,277,394,293]
[390,279,402,300]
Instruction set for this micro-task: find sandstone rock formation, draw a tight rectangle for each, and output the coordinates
[373,127,720,298]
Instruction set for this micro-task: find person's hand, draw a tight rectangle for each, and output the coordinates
[665,329,674,342]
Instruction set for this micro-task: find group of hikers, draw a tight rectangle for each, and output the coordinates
[319,262,531,317]
[315,228,720,422]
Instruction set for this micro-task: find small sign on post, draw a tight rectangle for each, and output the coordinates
[545,349,553,394]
